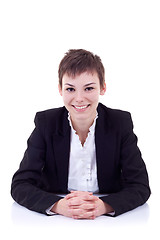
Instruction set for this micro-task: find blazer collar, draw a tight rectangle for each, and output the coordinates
[96,103,111,134]
[54,107,70,136]
[96,103,114,192]
[52,107,71,193]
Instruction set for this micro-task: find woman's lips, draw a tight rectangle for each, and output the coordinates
[72,104,90,110]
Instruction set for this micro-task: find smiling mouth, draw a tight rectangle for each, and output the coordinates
[72,104,90,110]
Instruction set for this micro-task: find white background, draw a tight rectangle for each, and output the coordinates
[0,0,160,239]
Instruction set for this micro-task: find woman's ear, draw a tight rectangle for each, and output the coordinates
[100,83,106,95]
[58,84,62,96]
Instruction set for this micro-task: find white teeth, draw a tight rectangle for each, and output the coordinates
[74,105,88,109]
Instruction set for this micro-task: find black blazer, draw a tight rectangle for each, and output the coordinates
[11,103,151,216]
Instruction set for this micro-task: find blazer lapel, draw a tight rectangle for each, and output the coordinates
[52,108,71,193]
[96,104,116,192]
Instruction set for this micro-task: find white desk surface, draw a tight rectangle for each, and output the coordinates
[1,192,159,240]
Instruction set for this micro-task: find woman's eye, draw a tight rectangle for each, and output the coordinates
[85,87,94,91]
[66,88,75,92]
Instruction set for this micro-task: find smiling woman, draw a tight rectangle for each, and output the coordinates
[11,49,151,219]
[59,71,106,132]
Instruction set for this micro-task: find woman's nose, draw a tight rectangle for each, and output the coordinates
[75,91,84,102]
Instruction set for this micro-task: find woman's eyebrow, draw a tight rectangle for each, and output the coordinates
[64,83,75,87]
[64,82,96,87]
[84,82,96,87]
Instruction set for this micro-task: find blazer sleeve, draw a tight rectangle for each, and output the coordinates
[100,112,151,216]
[11,112,63,215]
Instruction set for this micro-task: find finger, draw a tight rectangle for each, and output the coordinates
[82,194,99,201]
[81,210,97,219]
[72,191,93,195]
[73,210,97,219]
[65,194,75,200]
[71,192,95,201]
[66,191,93,200]
[81,203,96,210]
[67,195,96,206]
[65,191,79,200]
[67,195,98,208]
[68,208,83,217]
[68,197,84,207]
[69,202,96,210]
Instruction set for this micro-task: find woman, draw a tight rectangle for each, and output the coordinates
[11,49,151,219]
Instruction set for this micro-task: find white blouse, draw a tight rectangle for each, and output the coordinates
[67,113,99,193]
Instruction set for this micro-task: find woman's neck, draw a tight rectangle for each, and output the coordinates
[70,117,95,146]
[71,116,94,131]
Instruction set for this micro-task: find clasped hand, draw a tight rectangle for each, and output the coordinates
[52,191,111,219]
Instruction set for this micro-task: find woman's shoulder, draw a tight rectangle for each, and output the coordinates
[34,106,69,132]
[97,103,133,131]
[98,103,131,119]
[36,106,67,119]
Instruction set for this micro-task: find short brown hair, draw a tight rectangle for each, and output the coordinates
[58,49,105,89]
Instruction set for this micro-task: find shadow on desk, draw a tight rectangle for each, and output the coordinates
[11,201,150,229]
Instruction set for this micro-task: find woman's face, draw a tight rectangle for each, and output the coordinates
[59,71,106,123]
